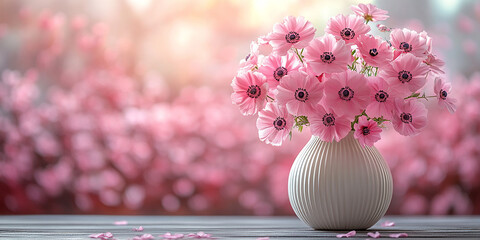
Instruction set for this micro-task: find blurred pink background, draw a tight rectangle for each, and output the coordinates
[0,0,479,215]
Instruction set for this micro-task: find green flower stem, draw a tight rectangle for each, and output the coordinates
[294,115,310,132]
[404,92,437,101]
[350,110,368,130]
[294,48,304,63]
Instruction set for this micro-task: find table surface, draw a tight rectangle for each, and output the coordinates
[0,215,479,239]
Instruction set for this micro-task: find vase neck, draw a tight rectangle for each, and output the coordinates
[310,131,355,145]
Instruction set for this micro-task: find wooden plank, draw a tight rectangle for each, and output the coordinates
[0,216,479,239]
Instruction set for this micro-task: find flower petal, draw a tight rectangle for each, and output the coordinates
[133,226,144,232]
[389,233,408,238]
[336,230,356,238]
[381,220,395,227]
[367,231,381,238]
[114,220,128,225]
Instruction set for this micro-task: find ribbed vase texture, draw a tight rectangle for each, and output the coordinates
[288,132,393,230]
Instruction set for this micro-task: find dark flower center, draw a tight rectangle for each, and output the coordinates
[338,86,354,101]
[322,113,335,127]
[285,31,300,43]
[274,67,288,81]
[362,126,370,135]
[340,28,355,40]
[440,89,448,100]
[397,70,412,83]
[273,117,287,130]
[399,41,412,52]
[247,85,261,98]
[320,52,335,64]
[369,48,378,56]
[400,112,413,123]
[295,88,309,102]
[375,90,389,102]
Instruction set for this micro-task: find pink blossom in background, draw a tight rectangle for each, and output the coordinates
[462,39,477,55]
[0,5,311,216]
[457,15,474,33]
[325,14,370,45]
[231,71,267,116]
[351,3,389,22]
[304,34,351,75]
[256,102,293,146]
[276,71,323,117]
[267,16,316,55]
[1,0,480,217]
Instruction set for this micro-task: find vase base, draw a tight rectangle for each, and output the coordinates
[312,227,369,231]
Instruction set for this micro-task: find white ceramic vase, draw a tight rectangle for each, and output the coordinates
[288,132,393,230]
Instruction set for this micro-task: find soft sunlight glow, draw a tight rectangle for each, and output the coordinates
[436,0,462,15]
[126,0,152,13]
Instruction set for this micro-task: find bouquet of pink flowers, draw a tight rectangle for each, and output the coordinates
[231,3,456,147]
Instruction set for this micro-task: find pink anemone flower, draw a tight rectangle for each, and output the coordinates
[381,53,429,97]
[323,70,371,119]
[257,52,302,93]
[325,14,370,45]
[351,3,389,22]
[231,71,267,116]
[354,116,382,147]
[309,105,351,142]
[434,77,457,113]
[419,31,433,54]
[238,40,259,71]
[303,34,351,75]
[392,99,427,136]
[390,28,428,58]
[256,102,294,146]
[424,53,445,75]
[267,16,316,55]
[356,34,393,68]
[276,71,324,117]
[366,76,397,119]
